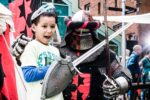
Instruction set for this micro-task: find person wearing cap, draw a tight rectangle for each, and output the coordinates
[18,3,64,100]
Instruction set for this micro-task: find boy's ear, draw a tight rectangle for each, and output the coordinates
[31,24,36,32]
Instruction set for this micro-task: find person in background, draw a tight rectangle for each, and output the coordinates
[18,3,64,100]
[139,50,150,100]
[127,44,142,100]
[126,49,131,62]
[121,49,131,66]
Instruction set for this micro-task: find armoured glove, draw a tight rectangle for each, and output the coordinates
[10,34,31,58]
[10,34,31,65]
[102,74,129,99]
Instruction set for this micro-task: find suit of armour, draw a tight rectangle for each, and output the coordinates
[59,29,132,100]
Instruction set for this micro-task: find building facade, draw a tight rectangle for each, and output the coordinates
[79,0,142,54]
[79,0,139,39]
[139,0,150,48]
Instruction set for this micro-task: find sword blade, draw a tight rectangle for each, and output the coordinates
[72,23,132,68]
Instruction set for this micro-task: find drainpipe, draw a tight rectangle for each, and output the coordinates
[121,0,126,67]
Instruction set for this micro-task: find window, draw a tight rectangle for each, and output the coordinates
[84,3,90,11]
[98,2,101,14]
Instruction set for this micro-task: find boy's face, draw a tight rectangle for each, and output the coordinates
[31,16,56,45]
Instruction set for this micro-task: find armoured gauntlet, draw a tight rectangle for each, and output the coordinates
[10,34,31,65]
[103,74,129,99]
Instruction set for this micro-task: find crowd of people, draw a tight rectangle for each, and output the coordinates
[126,45,150,100]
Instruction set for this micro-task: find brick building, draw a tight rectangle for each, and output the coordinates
[139,0,150,47]
[79,0,139,41]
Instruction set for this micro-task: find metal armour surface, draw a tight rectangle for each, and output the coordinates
[41,57,74,99]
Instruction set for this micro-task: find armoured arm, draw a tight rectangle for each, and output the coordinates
[103,50,132,99]
[112,54,132,89]
[109,50,132,80]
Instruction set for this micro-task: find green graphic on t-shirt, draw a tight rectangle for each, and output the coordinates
[37,51,57,67]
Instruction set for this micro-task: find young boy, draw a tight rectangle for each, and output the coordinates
[19,3,64,100]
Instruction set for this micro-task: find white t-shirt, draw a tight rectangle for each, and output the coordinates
[20,40,64,100]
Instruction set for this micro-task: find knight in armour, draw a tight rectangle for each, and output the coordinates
[11,8,132,99]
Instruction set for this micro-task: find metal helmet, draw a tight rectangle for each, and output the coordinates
[64,10,101,51]
[31,3,56,21]
[71,10,92,21]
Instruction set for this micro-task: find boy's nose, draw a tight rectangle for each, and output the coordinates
[47,28,52,33]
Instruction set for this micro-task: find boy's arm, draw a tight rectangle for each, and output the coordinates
[22,66,49,82]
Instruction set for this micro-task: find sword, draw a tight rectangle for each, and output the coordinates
[72,23,132,73]
[103,0,111,77]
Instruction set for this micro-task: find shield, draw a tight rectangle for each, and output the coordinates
[41,57,75,99]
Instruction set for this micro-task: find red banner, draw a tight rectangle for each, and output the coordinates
[0,25,18,100]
